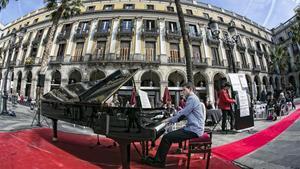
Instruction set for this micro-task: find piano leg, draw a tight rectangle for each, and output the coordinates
[52,119,58,142]
[118,140,131,169]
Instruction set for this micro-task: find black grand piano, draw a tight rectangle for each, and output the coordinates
[41,69,170,168]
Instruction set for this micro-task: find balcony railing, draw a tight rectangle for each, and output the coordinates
[24,57,34,67]
[165,29,181,41]
[188,32,202,43]
[207,36,220,46]
[142,27,159,39]
[193,57,208,67]
[168,57,185,64]
[235,61,241,70]
[252,65,261,72]
[71,56,84,62]
[247,45,256,54]
[31,37,42,47]
[49,55,64,64]
[57,31,71,42]
[94,28,110,39]
[236,42,246,51]
[118,27,134,39]
[73,28,89,40]
[212,59,225,67]
[242,63,250,70]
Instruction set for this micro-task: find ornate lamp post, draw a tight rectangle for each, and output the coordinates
[1,28,26,115]
[208,18,239,73]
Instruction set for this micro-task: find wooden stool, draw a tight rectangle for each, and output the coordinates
[186,131,212,169]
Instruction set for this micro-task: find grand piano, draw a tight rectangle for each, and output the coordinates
[41,69,170,168]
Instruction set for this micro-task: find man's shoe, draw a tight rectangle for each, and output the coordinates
[142,156,165,168]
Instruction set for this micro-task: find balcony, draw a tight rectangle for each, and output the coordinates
[73,28,89,41]
[57,31,71,42]
[71,56,84,62]
[49,55,64,65]
[212,59,225,67]
[93,28,110,40]
[24,57,34,68]
[207,36,220,46]
[261,65,267,72]
[235,61,241,70]
[247,45,256,54]
[118,27,134,39]
[256,49,264,55]
[242,63,250,70]
[188,32,202,43]
[165,29,181,41]
[168,57,185,64]
[236,42,246,51]
[252,65,261,72]
[22,40,30,48]
[31,37,42,47]
[142,27,159,39]
[193,57,208,68]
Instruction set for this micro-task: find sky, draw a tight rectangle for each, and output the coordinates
[0,0,299,29]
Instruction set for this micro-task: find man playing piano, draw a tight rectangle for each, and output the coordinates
[144,82,205,168]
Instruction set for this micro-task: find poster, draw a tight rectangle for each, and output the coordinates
[138,90,152,108]
[238,90,250,117]
[228,74,242,91]
[238,74,248,89]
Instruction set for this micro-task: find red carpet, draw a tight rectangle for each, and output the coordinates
[0,128,238,169]
[212,109,300,161]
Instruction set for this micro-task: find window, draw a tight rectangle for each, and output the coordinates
[256,41,261,51]
[87,6,95,11]
[188,24,197,35]
[250,28,254,33]
[203,13,210,19]
[124,4,134,10]
[241,24,246,30]
[93,41,106,60]
[73,42,84,62]
[186,9,193,15]
[25,22,29,26]
[145,42,156,62]
[169,43,180,63]
[167,6,174,12]
[246,38,252,48]
[147,5,154,10]
[45,15,50,18]
[57,44,66,59]
[30,47,38,58]
[279,37,284,42]
[33,18,39,23]
[121,20,132,30]
[120,41,131,61]
[240,52,247,68]
[78,22,89,33]
[36,29,44,39]
[259,56,264,69]
[287,31,293,38]
[98,20,110,31]
[103,4,114,10]
[211,47,221,65]
[192,45,202,63]
[168,22,178,32]
[258,31,261,36]
[251,54,256,67]
[145,20,155,30]
[21,48,27,64]
[62,23,72,35]
[218,16,224,22]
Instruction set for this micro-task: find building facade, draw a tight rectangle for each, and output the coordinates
[0,0,278,107]
[272,7,300,97]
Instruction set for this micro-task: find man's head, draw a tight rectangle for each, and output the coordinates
[223,82,232,90]
[182,82,194,97]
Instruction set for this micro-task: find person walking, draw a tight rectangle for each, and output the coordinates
[218,82,236,131]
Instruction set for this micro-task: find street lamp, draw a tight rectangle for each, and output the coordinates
[1,27,26,116]
[208,18,239,73]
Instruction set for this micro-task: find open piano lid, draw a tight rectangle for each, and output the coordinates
[41,69,138,104]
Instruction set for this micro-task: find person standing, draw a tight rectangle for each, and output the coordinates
[218,82,236,131]
[144,82,205,167]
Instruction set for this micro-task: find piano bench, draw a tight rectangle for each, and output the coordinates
[186,131,212,169]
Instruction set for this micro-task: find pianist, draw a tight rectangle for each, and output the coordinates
[144,82,205,168]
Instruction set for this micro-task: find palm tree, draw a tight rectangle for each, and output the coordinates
[270,46,289,74]
[173,0,193,83]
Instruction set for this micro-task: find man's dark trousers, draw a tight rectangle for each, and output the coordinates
[221,110,234,131]
[155,128,198,163]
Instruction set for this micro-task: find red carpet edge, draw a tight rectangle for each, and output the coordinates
[212,109,300,161]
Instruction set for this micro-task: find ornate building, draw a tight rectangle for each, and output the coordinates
[0,0,277,107]
[272,6,300,96]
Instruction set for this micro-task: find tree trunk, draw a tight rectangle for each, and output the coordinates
[174,0,193,84]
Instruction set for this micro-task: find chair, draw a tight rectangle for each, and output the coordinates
[186,130,212,169]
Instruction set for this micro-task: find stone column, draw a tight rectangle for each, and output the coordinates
[134,17,143,61]
[207,82,215,107]
[31,78,37,99]
[201,27,210,64]
[85,19,98,61]
[158,18,167,63]
[109,17,120,59]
